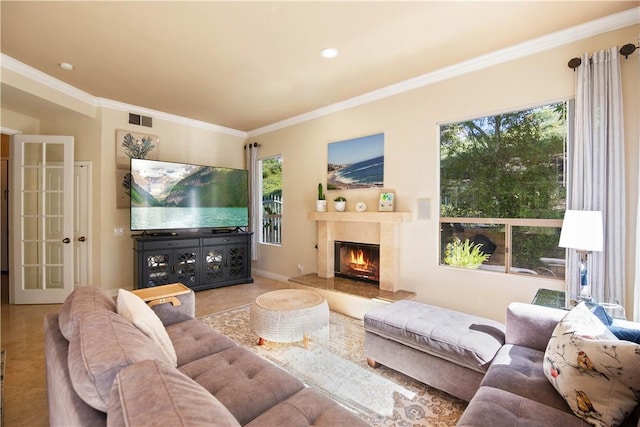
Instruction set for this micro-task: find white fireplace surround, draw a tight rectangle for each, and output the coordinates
[308,211,411,292]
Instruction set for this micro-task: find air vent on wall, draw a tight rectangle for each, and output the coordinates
[128,113,153,128]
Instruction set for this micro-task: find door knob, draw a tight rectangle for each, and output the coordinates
[62,237,71,244]
[77,236,86,242]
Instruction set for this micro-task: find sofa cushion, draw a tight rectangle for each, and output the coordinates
[68,311,172,412]
[107,359,240,427]
[543,303,640,427]
[179,345,305,425]
[481,344,573,413]
[58,285,116,340]
[245,387,368,427]
[116,289,177,367]
[364,300,505,373]
[457,386,587,427]
[166,319,238,366]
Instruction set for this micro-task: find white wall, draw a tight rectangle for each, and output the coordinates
[251,26,640,322]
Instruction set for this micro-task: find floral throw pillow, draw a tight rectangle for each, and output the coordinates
[543,302,640,427]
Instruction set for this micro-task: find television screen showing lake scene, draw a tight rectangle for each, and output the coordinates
[327,133,384,190]
[130,159,248,230]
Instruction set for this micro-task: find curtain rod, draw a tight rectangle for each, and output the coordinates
[568,43,639,70]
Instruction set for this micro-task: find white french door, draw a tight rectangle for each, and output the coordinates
[10,135,74,304]
[74,162,91,288]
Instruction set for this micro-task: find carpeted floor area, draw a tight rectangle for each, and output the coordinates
[200,305,466,426]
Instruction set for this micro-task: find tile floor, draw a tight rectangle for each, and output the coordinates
[0,273,288,427]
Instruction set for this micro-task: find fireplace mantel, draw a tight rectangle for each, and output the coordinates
[307,211,411,223]
[308,210,411,292]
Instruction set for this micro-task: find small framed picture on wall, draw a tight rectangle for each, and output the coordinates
[378,192,395,212]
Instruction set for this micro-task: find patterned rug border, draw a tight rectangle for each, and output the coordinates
[199,305,466,426]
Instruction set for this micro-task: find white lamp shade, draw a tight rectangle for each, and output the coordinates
[559,210,603,252]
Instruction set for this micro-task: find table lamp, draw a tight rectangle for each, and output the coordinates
[559,210,603,300]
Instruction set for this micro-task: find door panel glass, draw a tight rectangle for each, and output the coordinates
[46,266,64,289]
[45,191,63,214]
[23,168,41,191]
[23,192,39,215]
[24,266,42,290]
[23,203,39,216]
[24,143,42,166]
[45,242,63,265]
[45,144,64,163]
[23,242,41,264]
[45,168,63,191]
[23,217,40,240]
[45,217,64,239]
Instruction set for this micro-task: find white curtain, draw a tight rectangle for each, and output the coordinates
[245,143,260,261]
[568,47,625,305]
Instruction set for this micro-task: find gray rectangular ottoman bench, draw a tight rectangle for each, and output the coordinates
[364,300,506,401]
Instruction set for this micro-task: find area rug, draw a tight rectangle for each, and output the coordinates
[200,305,466,426]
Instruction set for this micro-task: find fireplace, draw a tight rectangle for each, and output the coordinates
[334,241,380,285]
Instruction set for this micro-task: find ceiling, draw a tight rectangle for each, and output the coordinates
[1,1,638,132]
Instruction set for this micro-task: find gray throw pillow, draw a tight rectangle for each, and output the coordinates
[107,359,240,427]
[68,311,171,412]
[58,286,116,340]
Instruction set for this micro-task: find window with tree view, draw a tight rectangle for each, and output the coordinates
[440,102,569,279]
[261,156,282,245]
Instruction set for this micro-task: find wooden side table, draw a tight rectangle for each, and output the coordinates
[131,283,191,308]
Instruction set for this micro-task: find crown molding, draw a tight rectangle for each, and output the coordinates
[247,6,639,137]
[97,98,247,138]
[0,126,22,135]
[1,54,247,138]
[1,54,98,107]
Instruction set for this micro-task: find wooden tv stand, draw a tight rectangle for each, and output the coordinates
[132,232,253,291]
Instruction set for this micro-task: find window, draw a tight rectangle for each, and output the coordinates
[260,155,282,245]
[439,102,569,278]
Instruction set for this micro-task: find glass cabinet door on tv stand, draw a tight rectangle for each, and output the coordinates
[201,234,251,287]
[134,237,200,288]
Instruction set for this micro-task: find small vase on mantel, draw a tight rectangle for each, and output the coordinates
[334,196,346,212]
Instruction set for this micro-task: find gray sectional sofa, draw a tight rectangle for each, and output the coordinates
[458,302,640,426]
[44,286,367,426]
[365,300,640,427]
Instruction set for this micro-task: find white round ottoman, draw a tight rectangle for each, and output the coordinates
[250,289,329,349]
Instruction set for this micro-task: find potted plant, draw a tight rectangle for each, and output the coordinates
[316,183,327,212]
[333,196,346,212]
[443,238,490,269]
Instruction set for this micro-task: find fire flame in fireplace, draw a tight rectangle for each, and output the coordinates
[349,249,374,273]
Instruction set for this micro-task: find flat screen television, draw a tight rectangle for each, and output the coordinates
[130,158,249,232]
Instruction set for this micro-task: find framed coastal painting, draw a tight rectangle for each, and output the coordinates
[327,133,384,190]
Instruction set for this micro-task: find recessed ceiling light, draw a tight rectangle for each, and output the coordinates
[320,48,339,59]
[59,62,74,71]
